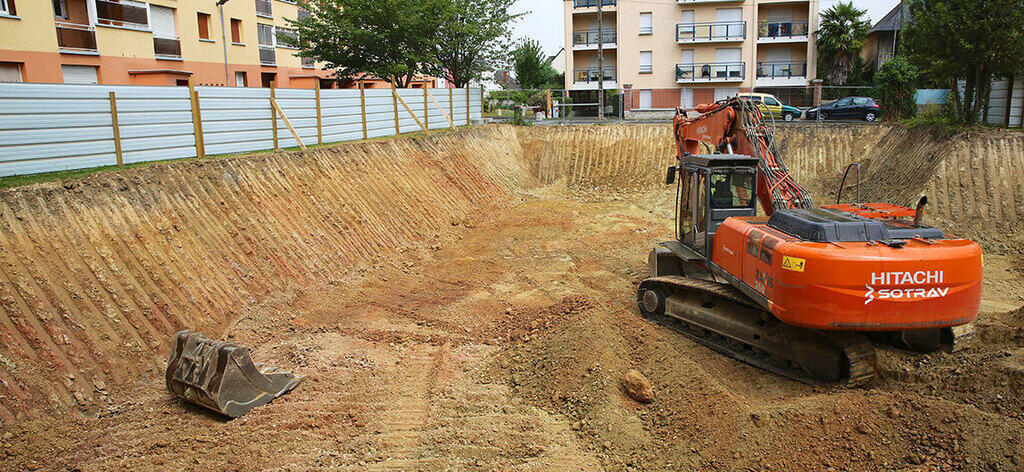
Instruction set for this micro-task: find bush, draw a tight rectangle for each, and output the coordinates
[872,56,919,119]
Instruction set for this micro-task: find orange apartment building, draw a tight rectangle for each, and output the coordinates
[564,0,819,112]
[0,0,435,89]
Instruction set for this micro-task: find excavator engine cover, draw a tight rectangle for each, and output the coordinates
[165,330,304,418]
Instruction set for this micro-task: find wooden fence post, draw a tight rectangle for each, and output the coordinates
[108,91,123,166]
[315,81,323,145]
[359,80,368,140]
[270,81,279,150]
[391,81,428,132]
[270,97,306,150]
[187,77,206,158]
[448,87,454,127]
[424,86,429,129]
[391,79,400,135]
[546,89,552,118]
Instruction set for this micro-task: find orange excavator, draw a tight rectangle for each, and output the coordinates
[637,98,982,385]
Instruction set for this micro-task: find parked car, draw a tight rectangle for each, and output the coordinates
[805,97,882,122]
[736,93,802,122]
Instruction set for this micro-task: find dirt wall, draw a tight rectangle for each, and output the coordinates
[0,125,533,419]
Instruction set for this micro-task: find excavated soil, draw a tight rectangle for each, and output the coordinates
[0,123,1023,471]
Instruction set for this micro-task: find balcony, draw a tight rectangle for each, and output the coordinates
[676,62,745,83]
[154,37,182,60]
[756,61,807,86]
[256,0,273,18]
[676,21,746,43]
[572,67,616,90]
[55,22,98,55]
[758,20,809,43]
[260,46,276,66]
[96,0,149,29]
[572,28,616,50]
[574,0,615,7]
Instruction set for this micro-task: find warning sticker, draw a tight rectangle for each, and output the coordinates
[781,256,806,272]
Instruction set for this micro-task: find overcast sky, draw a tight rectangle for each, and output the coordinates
[511,0,901,57]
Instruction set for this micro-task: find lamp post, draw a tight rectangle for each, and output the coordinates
[217,0,231,86]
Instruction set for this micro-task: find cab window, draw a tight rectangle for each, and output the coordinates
[678,171,693,239]
[709,171,755,209]
[763,97,779,106]
[695,172,707,232]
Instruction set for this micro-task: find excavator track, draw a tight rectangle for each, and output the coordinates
[637,276,877,387]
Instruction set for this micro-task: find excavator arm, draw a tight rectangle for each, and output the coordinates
[672,98,813,215]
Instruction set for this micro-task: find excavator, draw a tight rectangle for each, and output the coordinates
[636,98,982,385]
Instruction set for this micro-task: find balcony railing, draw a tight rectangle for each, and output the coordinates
[256,0,273,17]
[154,37,182,59]
[573,28,616,46]
[757,61,807,78]
[260,46,276,65]
[55,22,98,54]
[573,67,616,83]
[676,62,745,81]
[676,21,746,42]
[96,0,149,28]
[574,0,615,8]
[758,20,809,38]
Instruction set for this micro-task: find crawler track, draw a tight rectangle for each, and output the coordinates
[637,276,877,387]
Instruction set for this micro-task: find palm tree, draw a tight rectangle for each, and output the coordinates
[816,1,871,85]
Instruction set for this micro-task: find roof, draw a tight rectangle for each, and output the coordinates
[868,2,904,34]
[682,154,760,168]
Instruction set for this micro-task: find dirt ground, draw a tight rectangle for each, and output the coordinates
[3,182,1023,471]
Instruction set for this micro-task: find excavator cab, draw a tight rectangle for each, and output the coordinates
[666,154,759,259]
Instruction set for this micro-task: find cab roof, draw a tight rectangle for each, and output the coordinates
[681,153,760,168]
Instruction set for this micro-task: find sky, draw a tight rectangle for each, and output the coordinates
[510,0,902,57]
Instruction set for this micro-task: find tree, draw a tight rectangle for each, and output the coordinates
[431,0,522,88]
[511,39,558,89]
[815,1,871,85]
[873,56,919,119]
[289,0,448,87]
[904,0,1024,124]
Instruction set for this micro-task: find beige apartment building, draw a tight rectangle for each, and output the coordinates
[564,0,819,110]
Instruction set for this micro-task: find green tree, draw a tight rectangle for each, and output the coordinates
[815,1,871,85]
[290,0,448,87]
[873,56,919,119]
[904,0,1024,124]
[511,39,558,89]
[431,0,522,88]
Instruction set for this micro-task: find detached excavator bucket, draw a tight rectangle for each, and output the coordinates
[165,330,304,418]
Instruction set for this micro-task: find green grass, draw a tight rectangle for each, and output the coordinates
[0,127,462,191]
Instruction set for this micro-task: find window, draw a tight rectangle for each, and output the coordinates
[52,0,65,19]
[638,90,652,109]
[230,18,242,43]
[710,171,755,209]
[0,0,15,16]
[197,12,211,40]
[276,27,298,48]
[639,12,652,35]
[0,62,23,82]
[714,87,739,101]
[763,97,779,106]
[235,71,247,87]
[639,51,653,74]
[677,170,692,239]
[150,5,176,39]
[61,65,98,84]
[852,97,869,105]
[96,0,148,28]
[258,24,276,64]
[680,88,693,108]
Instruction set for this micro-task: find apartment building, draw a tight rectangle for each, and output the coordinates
[0,0,435,89]
[564,0,819,110]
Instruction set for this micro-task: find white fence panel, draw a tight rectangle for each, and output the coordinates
[0,82,483,177]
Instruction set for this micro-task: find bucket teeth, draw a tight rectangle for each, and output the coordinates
[165,330,304,418]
